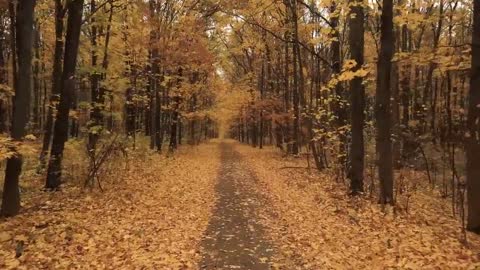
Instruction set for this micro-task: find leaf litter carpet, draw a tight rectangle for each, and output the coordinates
[0,143,220,269]
[2,140,480,269]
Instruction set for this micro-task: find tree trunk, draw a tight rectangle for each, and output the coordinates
[466,0,480,233]
[348,0,365,195]
[178,118,182,145]
[169,97,179,152]
[169,68,182,152]
[400,24,416,161]
[330,2,347,168]
[290,0,300,155]
[155,80,161,151]
[1,0,36,217]
[8,0,17,93]
[45,0,84,190]
[32,21,41,131]
[39,0,64,170]
[88,0,104,152]
[375,0,395,204]
[125,87,135,136]
[0,17,8,134]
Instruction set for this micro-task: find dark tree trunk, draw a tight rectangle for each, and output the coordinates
[155,80,161,151]
[251,116,258,147]
[1,0,36,217]
[39,0,64,170]
[178,118,182,145]
[125,87,135,136]
[400,24,415,160]
[259,50,265,149]
[283,34,292,154]
[291,0,300,155]
[8,1,17,93]
[422,2,443,133]
[169,97,180,152]
[375,0,395,204]
[88,0,104,152]
[330,2,347,168]
[189,95,197,145]
[169,68,182,152]
[466,0,480,233]
[348,0,365,195]
[2,1,18,136]
[32,21,41,131]
[0,17,8,134]
[148,0,159,150]
[145,106,151,136]
[148,75,156,149]
[45,0,84,190]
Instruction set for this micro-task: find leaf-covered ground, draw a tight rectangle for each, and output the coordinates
[2,140,480,269]
[0,143,220,269]
[236,143,480,269]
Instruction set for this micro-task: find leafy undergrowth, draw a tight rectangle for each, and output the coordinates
[237,144,480,269]
[0,142,220,269]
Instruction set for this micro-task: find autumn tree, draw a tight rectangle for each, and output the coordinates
[466,0,480,233]
[1,0,36,216]
[39,0,65,170]
[45,0,85,190]
[374,0,395,204]
[348,0,365,195]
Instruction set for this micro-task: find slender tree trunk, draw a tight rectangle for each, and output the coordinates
[45,0,85,190]
[259,63,264,149]
[348,0,365,195]
[169,68,182,152]
[466,0,480,233]
[0,18,8,134]
[283,34,292,153]
[88,0,104,152]
[148,71,156,149]
[169,97,179,152]
[125,87,135,136]
[178,118,182,145]
[400,23,415,160]
[8,0,17,93]
[330,1,347,168]
[32,21,41,131]
[290,0,300,155]
[154,82,161,150]
[39,0,64,170]
[1,0,36,217]
[375,0,395,204]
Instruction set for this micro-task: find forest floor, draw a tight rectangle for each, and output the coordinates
[1,139,480,269]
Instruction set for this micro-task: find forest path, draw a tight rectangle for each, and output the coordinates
[200,142,274,269]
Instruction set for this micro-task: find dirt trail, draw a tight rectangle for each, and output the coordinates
[200,142,274,269]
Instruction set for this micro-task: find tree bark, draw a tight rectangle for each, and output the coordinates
[45,0,85,190]
[0,16,8,134]
[169,68,182,152]
[32,20,41,131]
[466,0,480,233]
[39,0,64,170]
[88,0,104,152]
[375,0,395,204]
[1,0,35,216]
[348,0,365,195]
[330,2,347,168]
